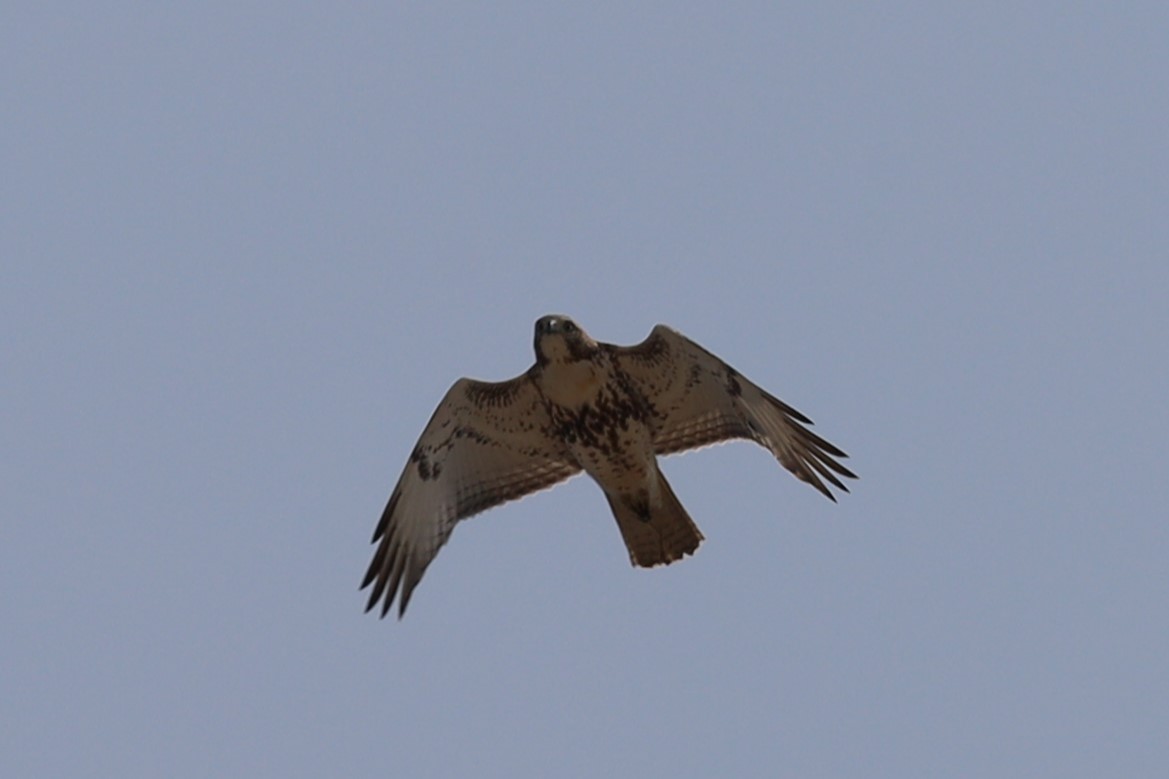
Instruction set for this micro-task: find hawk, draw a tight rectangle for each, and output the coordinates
[362,315,856,617]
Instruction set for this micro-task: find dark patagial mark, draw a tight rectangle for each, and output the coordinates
[613,332,668,365]
[465,380,526,408]
[725,367,743,397]
[686,363,703,388]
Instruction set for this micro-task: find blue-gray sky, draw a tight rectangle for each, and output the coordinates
[4,4,1167,777]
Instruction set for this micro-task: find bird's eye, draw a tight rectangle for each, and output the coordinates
[563,321,576,333]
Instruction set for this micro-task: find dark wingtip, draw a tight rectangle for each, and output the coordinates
[396,585,416,619]
[370,492,400,543]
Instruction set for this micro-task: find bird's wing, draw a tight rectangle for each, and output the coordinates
[362,373,580,618]
[608,325,856,501]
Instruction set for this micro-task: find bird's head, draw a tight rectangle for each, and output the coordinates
[534,314,598,365]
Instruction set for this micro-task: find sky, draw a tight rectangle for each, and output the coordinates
[3,3,1167,777]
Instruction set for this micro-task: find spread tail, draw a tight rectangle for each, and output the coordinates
[605,468,704,567]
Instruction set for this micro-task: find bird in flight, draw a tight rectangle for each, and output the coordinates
[362,315,856,617]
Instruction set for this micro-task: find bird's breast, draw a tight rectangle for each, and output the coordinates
[539,360,603,409]
[541,366,655,492]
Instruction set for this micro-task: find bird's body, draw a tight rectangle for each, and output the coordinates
[362,315,856,617]
[535,341,701,569]
[539,346,649,495]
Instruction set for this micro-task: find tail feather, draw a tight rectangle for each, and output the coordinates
[605,468,704,567]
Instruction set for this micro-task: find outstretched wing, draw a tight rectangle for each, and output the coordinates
[362,373,580,618]
[608,325,856,501]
